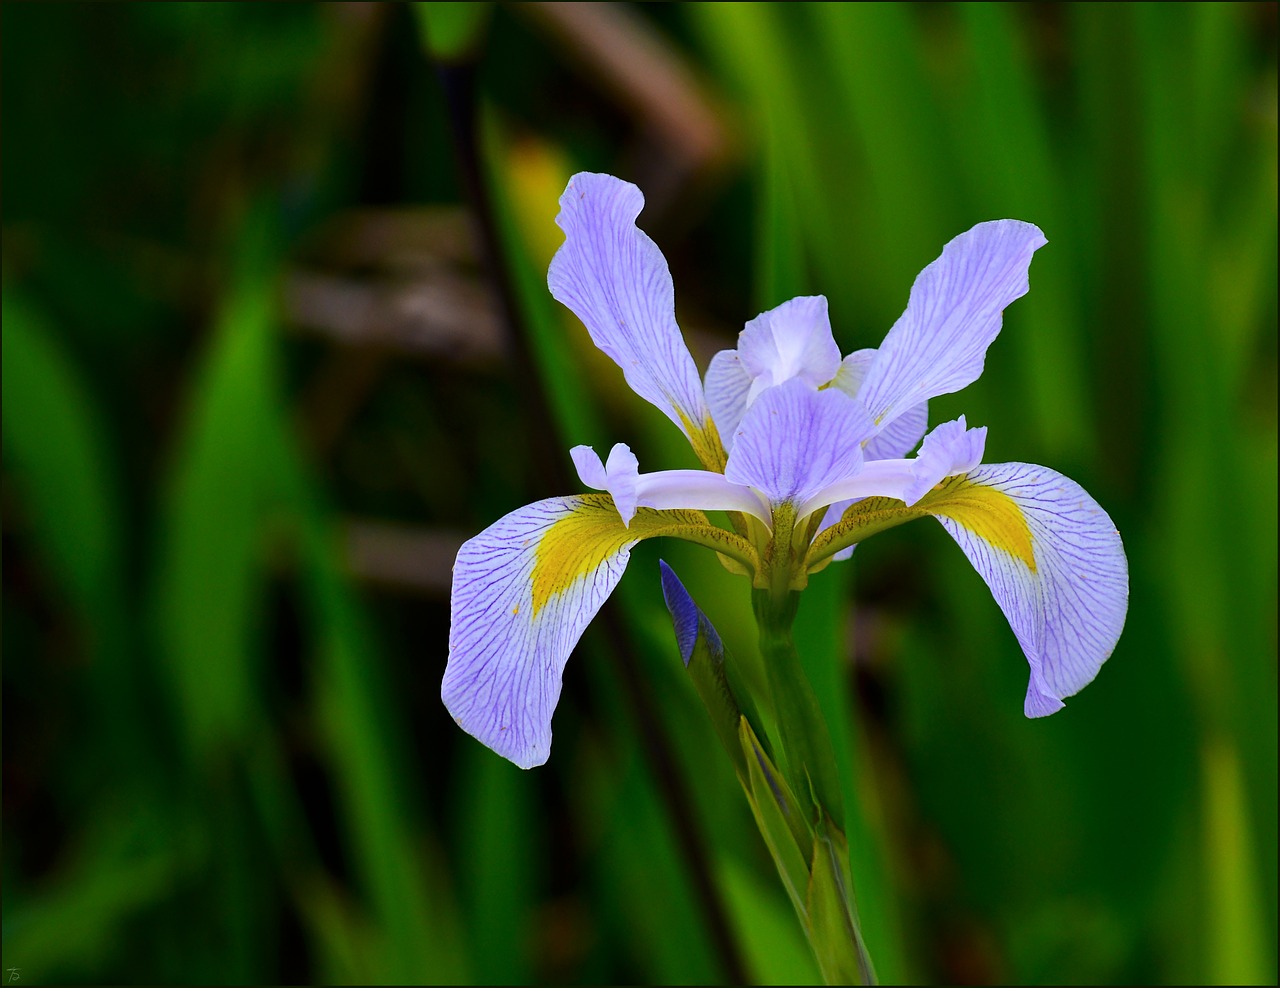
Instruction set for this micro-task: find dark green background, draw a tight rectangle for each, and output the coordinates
[3,3,1275,984]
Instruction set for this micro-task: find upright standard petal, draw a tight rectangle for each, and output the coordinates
[548,173,716,457]
[724,378,873,511]
[738,296,842,401]
[919,465,1128,715]
[857,220,1047,431]
[705,297,844,454]
[832,349,928,460]
[443,495,722,768]
[704,349,752,453]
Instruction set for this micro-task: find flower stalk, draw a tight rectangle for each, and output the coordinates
[752,586,875,985]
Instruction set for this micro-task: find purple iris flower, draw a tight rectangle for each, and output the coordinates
[442,172,1128,769]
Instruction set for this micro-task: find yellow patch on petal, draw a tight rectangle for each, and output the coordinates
[680,411,728,473]
[530,497,634,616]
[530,496,728,616]
[923,476,1037,572]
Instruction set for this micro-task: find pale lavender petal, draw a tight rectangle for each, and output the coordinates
[901,417,987,505]
[830,348,875,395]
[443,496,641,768]
[635,469,771,523]
[704,349,751,453]
[796,456,918,519]
[573,442,768,524]
[738,296,842,403]
[832,350,929,459]
[570,445,607,488]
[868,402,928,460]
[724,378,872,510]
[548,173,710,438]
[858,220,1047,431]
[604,443,641,523]
[927,464,1128,716]
[572,443,640,524]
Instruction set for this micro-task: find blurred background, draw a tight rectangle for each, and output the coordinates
[2,3,1276,984]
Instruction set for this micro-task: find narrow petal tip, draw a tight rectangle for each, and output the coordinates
[1024,683,1066,718]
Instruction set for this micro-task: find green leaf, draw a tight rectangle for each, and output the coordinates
[151,254,280,758]
[717,854,823,986]
[1,291,124,628]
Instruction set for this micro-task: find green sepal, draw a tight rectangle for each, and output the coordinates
[807,814,876,986]
[739,716,813,921]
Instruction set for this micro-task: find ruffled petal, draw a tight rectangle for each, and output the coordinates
[857,220,1047,432]
[900,416,986,505]
[572,443,641,524]
[570,445,607,489]
[443,495,718,767]
[921,464,1128,715]
[832,349,928,459]
[548,173,712,443]
[724,378,873,511]
[738,295,842,400]
[704,349,752,453]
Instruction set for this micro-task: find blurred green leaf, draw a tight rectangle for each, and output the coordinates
[414,2,492,63]
[1,291,124,628]
[717,854,822,986]
[1202,738,1271,986]
[151,256,280,758]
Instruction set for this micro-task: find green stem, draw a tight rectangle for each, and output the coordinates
[752,583,877,985]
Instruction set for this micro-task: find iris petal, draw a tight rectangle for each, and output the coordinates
[724,378,872,510]
[443,495,721,767]
[922,464,1128,715]
[738,295,842,398]
[704,349,752,453]
[832,349,928,460]
[574,443,770,523]
[548,173,711,443]
[798,416,980,517]
[806,464,1127,716]
[857,220,1047,432]
[901,416,986,505]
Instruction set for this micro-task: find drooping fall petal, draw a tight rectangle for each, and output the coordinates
[924,464,1128,715]
[444,495,722,767]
